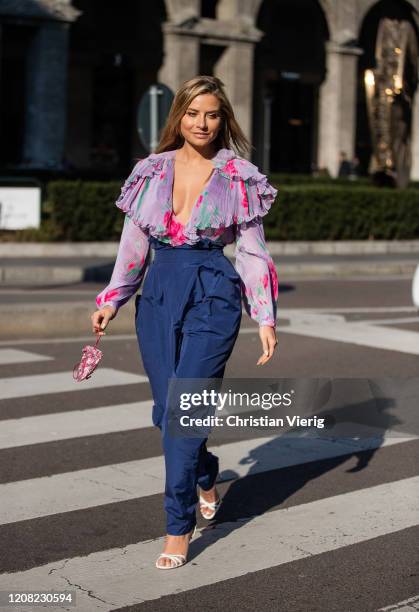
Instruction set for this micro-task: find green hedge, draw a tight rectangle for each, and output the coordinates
[263,185,419,240]
[48,180,123,241]
[0,181,122,242]
[2,179,419,241]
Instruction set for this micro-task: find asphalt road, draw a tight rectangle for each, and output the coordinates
[0,276,418,611]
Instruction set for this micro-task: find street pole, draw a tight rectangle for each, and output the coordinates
[149,85,161,153]
[263,94,272,174]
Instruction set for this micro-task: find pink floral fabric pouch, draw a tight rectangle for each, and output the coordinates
[73,335,103,382]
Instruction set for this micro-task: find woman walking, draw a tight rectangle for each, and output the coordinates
[91,75,279,569]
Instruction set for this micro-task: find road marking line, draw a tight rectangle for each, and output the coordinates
[286,307,417,313]
[0,307,417,346]
[377,594,419,611]
[0,475,417,608]
[281,320,419,355]
[0,433,414,525]
[351,317,419,326]
[0,368,147,401]
[0,349,53,365]
[0,401,154,449]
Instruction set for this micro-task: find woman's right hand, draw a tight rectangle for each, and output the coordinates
[91,305,117,336]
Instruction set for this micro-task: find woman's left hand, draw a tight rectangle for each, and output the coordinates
[257,325,278,366]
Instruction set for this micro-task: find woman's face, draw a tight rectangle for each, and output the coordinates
[179,93,222,149]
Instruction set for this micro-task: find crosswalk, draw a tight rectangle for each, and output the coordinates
[0,343,418,611]
[2,431,413,525]
[0,369,147,401]
[1,477,418,609]
[0,401,154,449]
[0,349,53,365]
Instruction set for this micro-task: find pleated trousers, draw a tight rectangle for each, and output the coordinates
[135,236,242,535]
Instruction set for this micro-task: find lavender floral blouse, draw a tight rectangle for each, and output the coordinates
[95,148,279,327]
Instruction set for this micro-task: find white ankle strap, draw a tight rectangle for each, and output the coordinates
[199,495,220,509]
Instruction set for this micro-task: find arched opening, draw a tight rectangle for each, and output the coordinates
[68,0,167,175]
[254,0,329,173]
[0,24,34,167]
[356,0,419,182]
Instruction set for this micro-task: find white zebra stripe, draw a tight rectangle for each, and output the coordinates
[0,349,53,365]
[377,595,419,611]
[0,475,417,608]
[281,319,419,355]
[0,433,415,525]
[0,368,147,401]
[0,401,154,449]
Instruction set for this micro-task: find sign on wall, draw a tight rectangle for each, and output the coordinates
[0,187,41,229]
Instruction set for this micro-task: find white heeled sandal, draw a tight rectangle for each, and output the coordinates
[199,492,221,520]
[155,525,197,570]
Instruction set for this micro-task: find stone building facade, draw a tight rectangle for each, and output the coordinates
[0,0,418,180]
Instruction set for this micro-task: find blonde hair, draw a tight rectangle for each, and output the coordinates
[155,75,252,157]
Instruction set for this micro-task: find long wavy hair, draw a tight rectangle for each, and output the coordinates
[155,75,252,157]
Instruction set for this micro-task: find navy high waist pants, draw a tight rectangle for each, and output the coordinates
[135,236,242,535]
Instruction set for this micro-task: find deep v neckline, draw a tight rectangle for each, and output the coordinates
[169,150,217,227]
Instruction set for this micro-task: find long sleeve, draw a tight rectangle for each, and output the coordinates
[234,219,278,327]
[95,215,150,312]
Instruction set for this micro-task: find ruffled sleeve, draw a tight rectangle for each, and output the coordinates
[105,150,279,249]
[115,155,163,218]
[223,158,278,326]
[219,157,278,220]
[234,218,279,327]
[211,157,278,223]
[95,214,150,313]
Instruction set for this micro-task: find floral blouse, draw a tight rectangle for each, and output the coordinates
[95,147,279,327]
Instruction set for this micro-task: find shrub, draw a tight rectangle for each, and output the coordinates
[48,181,123,241]
[3,179,419,242]
[263,185,419,240]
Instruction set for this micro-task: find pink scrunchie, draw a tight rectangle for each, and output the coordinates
[73,335,103,382]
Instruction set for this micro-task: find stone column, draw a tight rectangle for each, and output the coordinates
[215,40,257,158]
[158,25,200,93]
[317,42,363,177]
[411,88,419,181]
[23,22,70,168]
